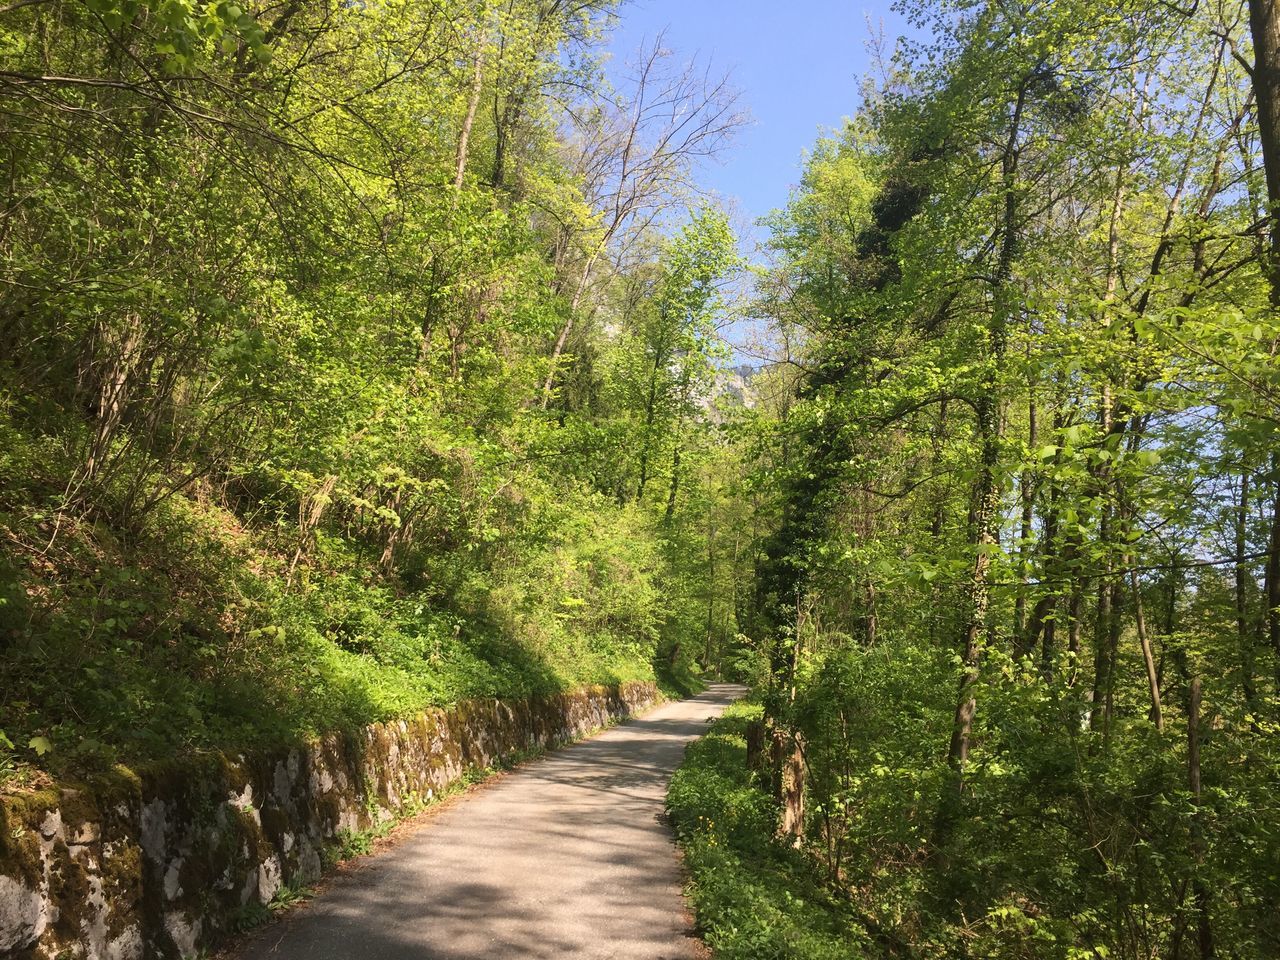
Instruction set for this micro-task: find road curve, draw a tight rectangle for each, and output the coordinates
[234,683,745,960]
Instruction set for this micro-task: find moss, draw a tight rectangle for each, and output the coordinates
[101,842,143,940]
[217,753,251,795]
[231,803,272,864]
[140,752,224,825]
[206,813,242,887]
[0,822,43,888]
[176,844,218,906]
[367,726,395,804]
[0,789,60,835]
[52,789,103,834]
[0,682,659,960]
[313,792,342,834]
[86,764,143,805]
[0,791,56,889]
[45,841,93,942]
[100,842,142,894]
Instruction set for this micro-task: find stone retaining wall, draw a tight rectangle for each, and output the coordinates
[0,681,660,959]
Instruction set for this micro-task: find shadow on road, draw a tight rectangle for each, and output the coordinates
[235,684,744,960]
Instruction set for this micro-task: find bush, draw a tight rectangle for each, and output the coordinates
[667,702,871,960]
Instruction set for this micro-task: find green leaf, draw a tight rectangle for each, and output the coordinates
[28,736,52,757]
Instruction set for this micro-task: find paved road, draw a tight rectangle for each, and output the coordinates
[235,683,745,960]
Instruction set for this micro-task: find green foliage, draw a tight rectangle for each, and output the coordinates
[228,876,315,933]
[326,827,376,865]
[0,0,749,780]
[668,702,870,960]
[0,730,16,787]
[733,0,1280,956]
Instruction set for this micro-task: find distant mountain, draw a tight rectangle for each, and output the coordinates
[703,363,759,413]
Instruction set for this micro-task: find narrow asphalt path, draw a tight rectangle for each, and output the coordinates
[235,683,745,960]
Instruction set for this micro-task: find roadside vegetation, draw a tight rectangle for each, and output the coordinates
[672,1,1280,957]
[668,700,865,960]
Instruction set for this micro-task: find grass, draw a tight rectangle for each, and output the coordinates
[666,701,870,960]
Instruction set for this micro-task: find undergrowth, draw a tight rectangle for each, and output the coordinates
[667,701,870,960]
[0,420,685,783]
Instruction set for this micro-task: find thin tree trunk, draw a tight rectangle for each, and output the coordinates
[636,348,665,500]
[779,604,806,845]
[664,436,681,522]
[1090,506,1115,734]
[1236,471,1260,724]
[1188,677,1215,958]
[1089,142,1127,737]
[454,27,487,192]
[1267,464,1280,678]
[1031,423,1066,675]
[943,82,1027,797]
[1065,533,1086,699]
[1014,386,1037,653]
[539,245,603,405]
[1128,563,1164,731]
[704,512,716,669]
[863,579,878,647]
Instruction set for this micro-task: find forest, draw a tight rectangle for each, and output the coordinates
[3,0,1280,957]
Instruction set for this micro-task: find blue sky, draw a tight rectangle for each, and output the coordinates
[604,0,908,244]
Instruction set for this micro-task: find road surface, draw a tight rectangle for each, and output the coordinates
[234,683,745,960]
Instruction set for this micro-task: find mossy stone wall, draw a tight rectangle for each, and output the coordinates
[0,681,658,959]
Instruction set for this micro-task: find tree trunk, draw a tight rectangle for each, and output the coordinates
[943,82,1026,794]
[779,734,806,846]
[636,349,664,500]
[778,610,806,845]
[863,579,878,647]
[539,246,603,405]
[1089,511,1113,733]
[1014,387,1037,653]
[745,719,765,772]
[1031,450,1064,676]
[1128,563,1164,731]
[664,438,681,522]
[1246,0,1280,677]
[1267,466,1280,678]
[1187,677,1215,958]
[454,27,487,192]
[1236,471,1260,724]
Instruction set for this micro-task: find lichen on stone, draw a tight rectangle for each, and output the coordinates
[0,682,659,960]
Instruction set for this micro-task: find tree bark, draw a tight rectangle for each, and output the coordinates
[1187,677,1215,958]
[1014,386,1037,653]
[1246,0,1280,675]
[454,26,487,192]
[1267,465,1280,677]
[539,246,603,405]
[778,615,806,845]
[779,734,806,846]
[1128,563,1164,731]
[943,81,1026,793]
[1236,471,1260,724]
[664,436,681,522]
